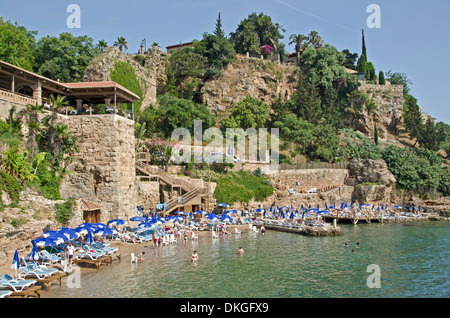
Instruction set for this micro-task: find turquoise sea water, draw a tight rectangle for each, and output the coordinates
[48,221,449,298]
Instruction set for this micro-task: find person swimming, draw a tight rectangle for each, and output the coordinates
[237,247,244,255]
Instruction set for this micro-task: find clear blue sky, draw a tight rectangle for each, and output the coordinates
[2,0,449,123]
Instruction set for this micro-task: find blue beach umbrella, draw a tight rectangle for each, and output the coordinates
[43,230,58,237]
[175,211,188,215]
[280,211,285,218]
[108,219,126,226]
[47,233,68,244]
[296,181,299,187]
[94,227,114,236]
[30,243,39,261]
[11,250,20,275]
[205,213,218,220]
[418,205,421,212]
[86,230,94,245]
[137,205,143,215]
[241,210,245,217]
[130,216,146,222]
[58,228,79,240]
[32,237,58,247]
[289,211,295,219]
[217,203,229,208]
[189,211,194,219]
[194,210,207,215]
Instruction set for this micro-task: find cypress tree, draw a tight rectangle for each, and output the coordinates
[362,29,367,62]
[213,12,225,38]
[374,122,379,145]
[379,71,386,85]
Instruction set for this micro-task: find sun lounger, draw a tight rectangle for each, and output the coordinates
[40,250,62,263]
[0,274,36,292]
[18,266,53,280]
[26,263,59,276]
[93,242,118,254]
[0,290,12,298]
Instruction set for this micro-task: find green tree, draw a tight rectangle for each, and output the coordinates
[230,12,285,56]
[113,36,128,52]
[379,71,386,85]
[374,122,379,145]
[162,47,207,102]
[0,18,37,71]
[153,94,214,137]
[341,49,358,70]
[213,12,225,38]
[361,29,367,62]
[193,33,236,79]
[221,96,269,130]
[97,39,108,52]
[35,33,98,82]
[307,30,324,50]
[288,33,309,63]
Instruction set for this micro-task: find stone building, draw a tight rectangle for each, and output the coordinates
[0,58,140,223]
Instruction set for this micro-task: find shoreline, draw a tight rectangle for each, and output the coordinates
[1,217,447,298]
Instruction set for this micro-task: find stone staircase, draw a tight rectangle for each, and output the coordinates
[135,160,209,213]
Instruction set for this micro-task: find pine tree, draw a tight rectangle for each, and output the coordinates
[213,12,225,38]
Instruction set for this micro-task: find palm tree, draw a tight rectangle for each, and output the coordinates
[97,40,108,52]
[114,37,128,52]
[307,31,324,50]
[20,103,44,158]
[45,94,69,160]
[288,33,309,63]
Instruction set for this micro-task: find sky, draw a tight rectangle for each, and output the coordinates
[1,0,449,123]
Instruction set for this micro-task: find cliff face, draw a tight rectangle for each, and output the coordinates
[353,82,405,138]
[83,46,166,107]
[201,55,299,122]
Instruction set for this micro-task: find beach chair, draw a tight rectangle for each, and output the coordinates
[75,246,104,260]
[169,234,177,245]
[94,242,118,254]
[0,290,12,298]
[40,250,62,263]
[0,274,36,292]
[26,262,59,276]
[159,235,167,246]
[18,266,53,280]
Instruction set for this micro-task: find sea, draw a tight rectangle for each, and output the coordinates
[43,221,449,299]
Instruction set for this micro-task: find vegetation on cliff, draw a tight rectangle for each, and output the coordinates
[1,12,449,201]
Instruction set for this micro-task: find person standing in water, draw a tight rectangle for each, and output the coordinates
[191,250,198,262]
[237,247,244,255]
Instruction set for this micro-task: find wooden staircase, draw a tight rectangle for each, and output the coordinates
[136,159,209,214]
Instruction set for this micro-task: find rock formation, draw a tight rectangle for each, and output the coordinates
[201,55,299,123]
[347,159,396,203]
